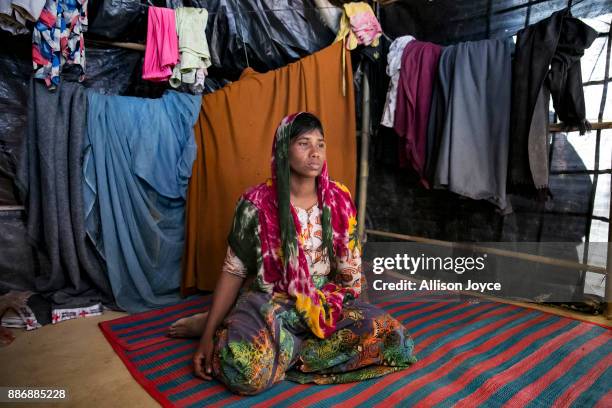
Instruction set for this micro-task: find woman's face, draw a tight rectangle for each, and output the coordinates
[288,129,326,178]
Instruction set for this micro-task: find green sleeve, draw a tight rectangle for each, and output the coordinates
[227,198,262,277]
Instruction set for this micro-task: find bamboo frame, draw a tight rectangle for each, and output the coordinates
[357,74,370,242]
[85,39,146,52]
[0,206,24,211]
[365,228,607,275]
[357,110,612,322]
[607,155,612,319]
[549,121,612,132]
[382,269,611,327]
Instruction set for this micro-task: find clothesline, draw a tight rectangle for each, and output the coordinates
[133,5,342,15]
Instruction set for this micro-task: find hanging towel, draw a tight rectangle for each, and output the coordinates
[431,39,513,212]
[32,0,88,89]
[380,35,414,128]
[334,2,381,49]
[334,2,381,95]
[182,41,357,292]
[509,8,597,194]
[142,6,179,82]
[15,81,113,308]
[393,40,442,187]
[83,91,200,313]
[170,7,211,88]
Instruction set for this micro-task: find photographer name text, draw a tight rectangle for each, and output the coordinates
[372,279,501,293]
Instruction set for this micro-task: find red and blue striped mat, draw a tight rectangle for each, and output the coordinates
[99,294,612,407]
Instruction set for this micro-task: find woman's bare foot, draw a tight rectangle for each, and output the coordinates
[168,311,209,338]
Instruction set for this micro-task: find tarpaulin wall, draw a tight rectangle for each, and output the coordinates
[365,0,611,302]
[0,0,335,291]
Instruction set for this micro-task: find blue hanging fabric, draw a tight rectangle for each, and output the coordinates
[83,90,201,313]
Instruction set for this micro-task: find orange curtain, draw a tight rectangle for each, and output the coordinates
[182,41,357,293]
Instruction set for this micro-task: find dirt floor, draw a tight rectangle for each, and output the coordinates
[0,311,157,407]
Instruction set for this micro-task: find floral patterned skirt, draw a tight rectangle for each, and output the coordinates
[212,290,417,395]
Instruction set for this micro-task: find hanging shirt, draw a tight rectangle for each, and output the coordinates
[170,7,211,89]
[380,35,414,128]
[32,0,87,89]
[142,6,179,82]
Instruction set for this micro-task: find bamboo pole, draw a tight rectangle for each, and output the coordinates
[357,72,371,302]
[382,269,611,327]
[549,121,612,132]
[365,228,608,275]
[86,39,146,52]
[357,74,370,242]
[0,206,24,211]
[606,155,612,319]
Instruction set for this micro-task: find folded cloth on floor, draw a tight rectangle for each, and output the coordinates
[51,303,102,324]
[1,304,41,330]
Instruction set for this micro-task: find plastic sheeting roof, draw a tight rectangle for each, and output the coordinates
[380,0,611,43]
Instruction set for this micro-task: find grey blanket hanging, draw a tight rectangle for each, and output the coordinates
[15,81,114,308]
[430,38,514,213]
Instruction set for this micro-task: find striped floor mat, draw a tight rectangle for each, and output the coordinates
[99,295,612,407]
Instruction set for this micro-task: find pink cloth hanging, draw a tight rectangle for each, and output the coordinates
[142,6,179,82]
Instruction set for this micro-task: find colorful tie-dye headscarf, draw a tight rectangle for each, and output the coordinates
[228,113,360,338]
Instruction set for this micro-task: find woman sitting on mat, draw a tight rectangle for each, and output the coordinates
[168,112,417,395]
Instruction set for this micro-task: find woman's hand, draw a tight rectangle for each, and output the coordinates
[191,267,246,380]
[193,333,215,380]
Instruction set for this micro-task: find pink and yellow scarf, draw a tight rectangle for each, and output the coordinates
[229,113,360,338]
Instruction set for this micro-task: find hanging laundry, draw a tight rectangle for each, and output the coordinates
[189,67,207,94]
[142,6,179,82]
[429,39,513,213]
[15,81,114,308]
[335,2,382,49]
[31,0,87,90]
[334,1,381,95]
[1,5,28,35]
[509,8,597,195]
[0,0,45,34]
[380,35,414,128]
[182,41,357,292]
[393,40,442,187]
[83,91,201,313]
[170,7,211,90]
